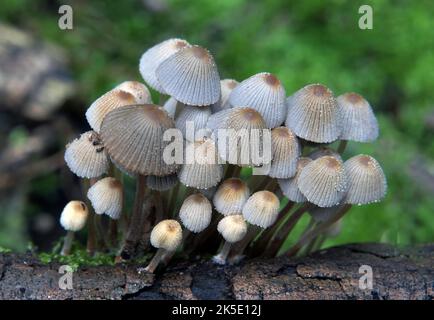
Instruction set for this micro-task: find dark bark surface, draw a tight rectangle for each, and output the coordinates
[0,243,432,300]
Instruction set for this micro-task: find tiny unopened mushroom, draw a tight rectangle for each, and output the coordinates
[278,157,312,203]
[59,201,89,255]
[87,177,123,220]
[344,154,387,204]
[297,156,348,207]
[286,84,341,143]
[64,131,109,179]
[139,38,190,93]
[213,178,250,216]
[211,79,239,113]
[242,190,280,228]
[156,45,221,106]
[213,215,247,264]
[145,219,182,273]
[337,92,379,142]
[178,138,223,189]
[268,127,300,178]
[179,193,212,233]
[229,72,286,128]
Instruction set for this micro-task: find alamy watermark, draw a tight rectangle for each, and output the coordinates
[358,5,373,30]
[358,265,373,290]
[58,265,74,290]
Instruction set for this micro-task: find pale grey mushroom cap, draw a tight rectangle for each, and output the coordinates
[286,84,342,143]
[297,156,348,208]
[344,154,387,205]
[115,81,152,105]
[146,173,178,191]
[242,191,280,228]
[337,92,379,142]
[100,104,178,176]
[60,201,89,232]
[278,157,312,203]
[268,127,301,178]
[229,72,286,128]
[87,177,123,220]
[217,215,248,243]
[139,38,190,93]
[178,138,223,189]
[213,178,250,216]
[150,219,183,252]
[179,193,212,233]
[211,79,239,113]
[64,131,109,179]
[156,45,221,106]
[175,105,212,141]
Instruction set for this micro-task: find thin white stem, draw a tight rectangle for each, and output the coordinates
[212,241,232,265]
[61,231,75,256]
[145,248,167,273]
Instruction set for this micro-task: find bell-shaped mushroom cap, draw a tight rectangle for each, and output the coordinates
[179,193,212,233]
[150,219,183,252]
[229,72,286,128]
[308,147,343,162]
[85,85,149,133]
[115,81,152,104]
[156,45,221,106]
[100,104,178,176]
[64,131,109,179]
[87,177,123,220]
[175,105,212,141]
[278,157,312,203]
[207,107,267,167]
[297,156,348,208]
[286,84,341,143]
[217,215,248,243]
[268,127,301,178]
[178,138,223,189]
[60,201,89,232]
[139,38,190,93]
[337,92,379,142]
[211,79,239,113]
[163,97,178,119]
[146,173,178,191]
[242,191,280,228]
[213,178,250,216]
[344,154,387,204]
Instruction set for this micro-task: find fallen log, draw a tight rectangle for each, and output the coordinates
[0,243,432,300]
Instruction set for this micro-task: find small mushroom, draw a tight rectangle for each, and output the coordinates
[87,177,123,220]
[179,193,213,233]
[145,219,183,273]
[242,190,280,228]
[278,157,312,203]
[211,79,239,113]
[268,127,301,178]
[59,201,89,255]
[213,178,250,216]
[213,215,247,265]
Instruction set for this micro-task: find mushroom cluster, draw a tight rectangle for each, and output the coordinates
[59,38,387,271]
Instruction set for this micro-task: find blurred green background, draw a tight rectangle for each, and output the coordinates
[0,0,433,252]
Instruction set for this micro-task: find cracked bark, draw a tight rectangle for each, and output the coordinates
[0,243,432,300]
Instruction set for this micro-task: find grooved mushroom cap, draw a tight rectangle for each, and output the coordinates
[344,154,387,204]
[150,219,183,252]
[285,84,342,143]
[175,105,212,141]
[206,107,268,167]
[100,104,178,176]
[213,178,250,216]
[337,92,379,142]
[64,131,109,179]
[242,191,280,228]
[85,83,151,133]
[211,79,239,113]
[278,157,312,203]
[156,45,221,106]
[163,97,178,119]
[308,147,343,162]
[179,193,212,233]
[217,215,248,243]
[268,127,301,178]
[178,139,223,189]
[60,201,89,232]
[297,156,348,207]
[87,177,123,220]
[229,72,286,128]
[146,174,178,191]
[139,38,190,93]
